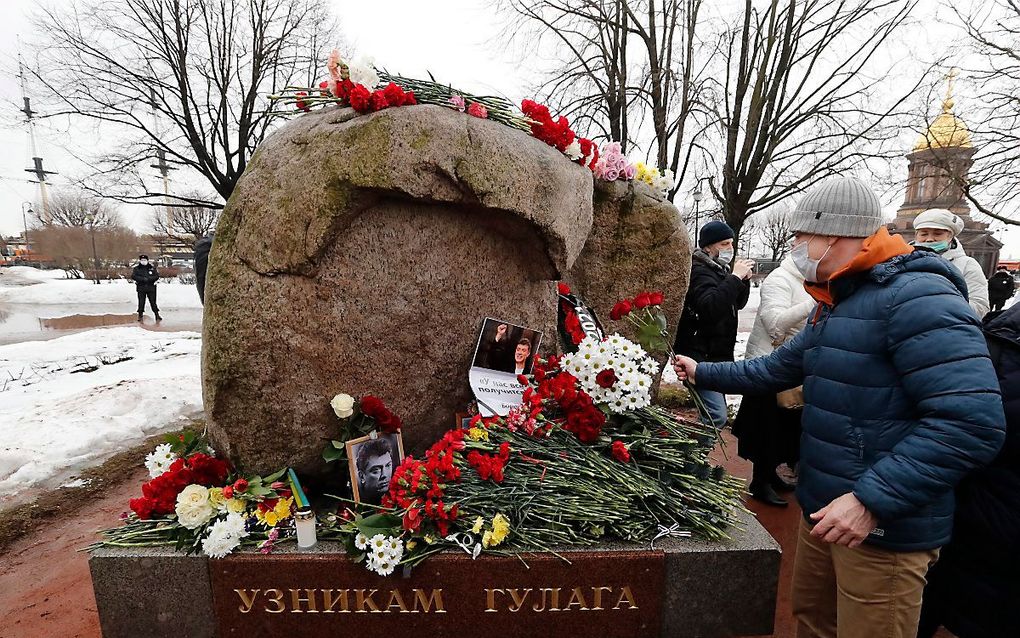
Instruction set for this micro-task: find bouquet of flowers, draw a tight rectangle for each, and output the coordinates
[94,431,299,558]
[322,393,402,463]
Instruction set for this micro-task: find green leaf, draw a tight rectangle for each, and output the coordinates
[636,320,668,354]
[262,467,288,483]
[323,444,344,463]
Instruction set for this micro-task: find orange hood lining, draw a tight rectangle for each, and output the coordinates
[804,227,913,306]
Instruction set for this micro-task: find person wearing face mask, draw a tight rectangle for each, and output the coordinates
[909,208,988,317]
[673,220,755,428]
[131,254,162,322]
[672,176,1005,638]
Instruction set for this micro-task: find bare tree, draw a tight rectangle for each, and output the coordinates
[940,0,1020,225]
[708,0,927,248]
[33,224,144,279]
[28,0,338,210]
[151,190,221,243]
[755,206,795,261]
[499,0,713,196]
[34,191,120,228]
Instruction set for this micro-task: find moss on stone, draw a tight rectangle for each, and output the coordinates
[410,129,432,151]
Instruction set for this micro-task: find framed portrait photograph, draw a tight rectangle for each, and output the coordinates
[470,317,543,376]
[346,432,405,506]
[456,412,473,429]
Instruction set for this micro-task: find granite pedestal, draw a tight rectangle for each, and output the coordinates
[89,509,780,638]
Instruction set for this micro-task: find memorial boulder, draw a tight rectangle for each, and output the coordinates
[202,105,593,474]
[567,178,691,352]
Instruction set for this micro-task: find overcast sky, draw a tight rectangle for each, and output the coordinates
[2,0,1019,257]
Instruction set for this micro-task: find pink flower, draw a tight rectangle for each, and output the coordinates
[327,49,342,82]
[623,163,637,179]
[449,95,466,112]
[605,167,620,181]
[467,102,488,119]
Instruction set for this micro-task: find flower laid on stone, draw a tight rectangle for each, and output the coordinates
[634,162,675,198]
[448,94,466,111]
[593,142,636,182]
[364,534,404,576]
[202,512,249,558]
[467,102,488,119]
[323,394,404,463]
[521,99,599,171]
[144,443,177,478]
[559,335,658,414]
[330,393,356,419]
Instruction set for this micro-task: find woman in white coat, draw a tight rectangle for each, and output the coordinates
[911,208,990,317]
[731,254,815,507]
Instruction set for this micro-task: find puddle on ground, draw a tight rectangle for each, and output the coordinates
[40,314,139,330]
[0,303,204,345]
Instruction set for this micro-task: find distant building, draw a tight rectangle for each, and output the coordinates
[143,233,197,266]
[888,73,1002,276]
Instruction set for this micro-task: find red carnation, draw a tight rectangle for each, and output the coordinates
[232,478,249,493]
[596,369,618,389]
[369,89,389,112]
[383,82,406,107]
[129,497,156,520]
[634,292,652,309]
[222,485,234,499]
[649,291,664,306]
[467,102,488,119]
[349,84,372,113]
[557,282,571,296]
[336,78,355,100]
[188,453,230,486]
[517,374,529,385]
[564,309,584,345]
[402,91,417,106]
[611,440,631,463]
[610,299,633,320]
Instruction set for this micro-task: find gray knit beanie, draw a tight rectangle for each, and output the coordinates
[789,176,883,238]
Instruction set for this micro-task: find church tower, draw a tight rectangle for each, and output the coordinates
[889,71,1002,274]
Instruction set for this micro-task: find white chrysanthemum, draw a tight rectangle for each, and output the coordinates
[201,513,248,558]
[370,534,387,550]
[144,443,177,478]
[354,533,369,550]
[373,548,388,561]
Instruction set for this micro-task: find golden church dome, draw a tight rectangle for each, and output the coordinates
[913,71,973,151]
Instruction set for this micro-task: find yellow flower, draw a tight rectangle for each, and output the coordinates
[225,498,246,514]
[490,513,510,546]
[406,541,417,551]
[467,426,489,442]
[424,534,437,545]
[482,530,494,548]
[254,496,293,527]
[273,497,294,521]
[207,487,226,510]
[471,516,484,534]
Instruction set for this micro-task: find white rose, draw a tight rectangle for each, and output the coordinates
[330,393,356,419]
[176,484,215,529]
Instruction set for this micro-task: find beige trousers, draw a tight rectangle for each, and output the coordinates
[792,518,939,638]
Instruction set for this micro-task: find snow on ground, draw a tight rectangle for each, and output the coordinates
[0,267,202,310]
[0,326,203,497]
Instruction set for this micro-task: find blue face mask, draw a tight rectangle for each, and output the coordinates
[917,240,950,254]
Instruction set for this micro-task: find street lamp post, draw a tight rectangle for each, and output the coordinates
[20,202,32,262]
[86,214,101,284]
[692,183,704,237]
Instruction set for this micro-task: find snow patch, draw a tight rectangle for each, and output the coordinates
[0,273,202,310]
[0,326,203,497]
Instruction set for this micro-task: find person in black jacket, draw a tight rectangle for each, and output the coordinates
[674,220,754,427]
[988,265,1016,313]
[916,304,1020,638]
[194,234,213,304]
[131,254,161,322]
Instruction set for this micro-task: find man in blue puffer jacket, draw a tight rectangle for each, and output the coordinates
[673,176,1005,638]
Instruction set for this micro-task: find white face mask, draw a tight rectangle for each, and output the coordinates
[791,238,831,283]
[716,248,734,265]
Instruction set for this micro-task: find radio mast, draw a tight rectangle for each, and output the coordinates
[18,44,56,224]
